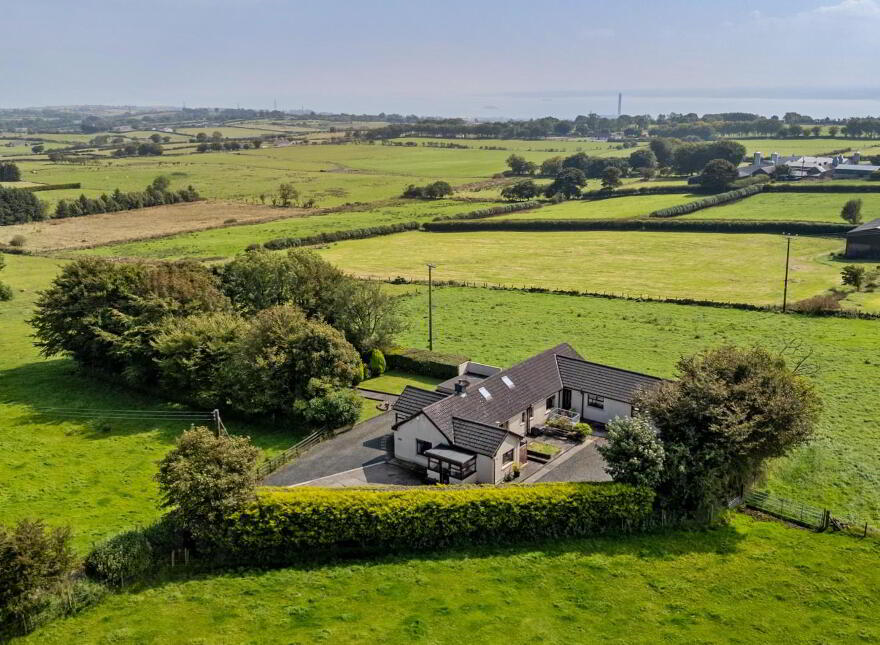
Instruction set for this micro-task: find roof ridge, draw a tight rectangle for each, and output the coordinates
[555,354,663,380]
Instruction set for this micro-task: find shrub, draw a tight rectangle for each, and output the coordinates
[385,347,467,378]
[573,423,593,442]
[221,483,654,560]
[155,427,260,546]
[402,181,453,199]
[599,416,665,487]
[84,528,153,587]
[0,282,11,301]
[9,234,26,247]
[789,293,842,313]
[299,380,363,429]
[649,184,764,218]
[369,348,386,376]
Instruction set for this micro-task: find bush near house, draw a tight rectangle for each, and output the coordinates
[385,347,467,378]
[220,483,654,561]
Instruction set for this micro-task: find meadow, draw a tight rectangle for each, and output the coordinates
[317,229,845,306]
[392,136,645,157]
[683,192,880,223]
[78,199,495,259]
[21,515,880,644]
[500,193,701,220]
[731,137,880,157]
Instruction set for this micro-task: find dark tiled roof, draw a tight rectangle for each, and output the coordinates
[556,355,662,403]
[422,343,583,438]
[848,218,880,236]
[451,417,509,457]
[392,386,448,420]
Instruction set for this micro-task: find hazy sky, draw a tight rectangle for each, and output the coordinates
[4,0,880,118]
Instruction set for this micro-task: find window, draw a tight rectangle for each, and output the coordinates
[416,439,432,455]
[587,393,605,409]
[502,448,515,465]
[528,406,534,418]
[546,395,555,410]
[520,411,526,423]
[427,457,440,471]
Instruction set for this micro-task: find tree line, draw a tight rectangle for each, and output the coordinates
[0,162,21,181]
[54,177,200,218]
[0,186,47,225]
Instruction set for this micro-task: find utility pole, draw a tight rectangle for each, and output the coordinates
[427,264,436,350]
[782,234,794,312]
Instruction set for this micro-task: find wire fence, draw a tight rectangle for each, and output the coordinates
[745,489,878,538]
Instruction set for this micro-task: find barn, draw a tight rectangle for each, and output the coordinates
[845,218,880,258]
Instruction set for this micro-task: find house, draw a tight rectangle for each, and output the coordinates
[845,218,880,258]
[391,343,662,485]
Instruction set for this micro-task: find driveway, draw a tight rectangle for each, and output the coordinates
[533,438,612,483]
[264,411,395,487]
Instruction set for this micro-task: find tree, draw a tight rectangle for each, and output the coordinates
[0,255,11,301]
[700,159,738,191]
[0,186,46,225]
[369,348,386,375]
[31,144,44,154]
[297,379,363,429]
[278,183,299,207]
[535,157,561,179]
[841,198,863,225]
[211,131,223,142]
[841,265,867,291]
[506,154,536,175]
[628,148,657,170]
[151,175,171,192]
[811,126,821,137]
[149,133,162,143]
[649,138,677,167]
[600,166,623,190]
[252,139,263,149]
[633,345,821,513]
[561,152,590,174]
[500,179,540,201]
[155,427,259,545]
[828,126,839,137]
[0,162,21,181]
[223,305,361,414]
[402,181,453,199]
[598,416,665,488]
[544,167,586,199]
[195,132,208,142]
[0,519,74,633]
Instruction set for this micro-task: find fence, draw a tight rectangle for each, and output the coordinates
[745,490,878,537]
[255,430,325,479]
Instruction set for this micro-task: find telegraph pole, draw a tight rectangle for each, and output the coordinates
[782,234,794,312]
[427,264,436,350]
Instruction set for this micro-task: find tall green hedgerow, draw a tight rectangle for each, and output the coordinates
[649,184,764,218]
[385,347,467,378]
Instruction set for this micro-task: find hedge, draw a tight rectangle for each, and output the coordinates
[580,185,695,200]
[422,218,851,236]
[432,201,543,221]
[765,183,880,193]
[649,184,764,218]
[22,182,81,192]
[221,483,654,560]
[385,346,467,378]
[262,221,421,251]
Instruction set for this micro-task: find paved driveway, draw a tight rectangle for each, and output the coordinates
[534,438,612,483]
[264,412,394,487]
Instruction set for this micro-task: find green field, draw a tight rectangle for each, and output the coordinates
[732,137,880,157]
[393,136,645,157]
[0,255,293,552]
[683,192,880,223]
[78,199,495,259]
[501,194,701,220]
[21,515,880,644]
[317,230,845,306]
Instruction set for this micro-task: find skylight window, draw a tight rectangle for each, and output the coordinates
[501,375,515,389]
[478,386,492,401]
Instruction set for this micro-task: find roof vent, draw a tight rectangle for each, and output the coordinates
[501,375,515,389]
[478,386,492,401]
[454,379,469,395]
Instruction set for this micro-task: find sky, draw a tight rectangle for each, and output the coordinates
[3,0,880,118]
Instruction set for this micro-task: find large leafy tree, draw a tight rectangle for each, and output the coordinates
[700,159,739,191]
[622,345,821,513]
[544,167,587,199]
[840,198,863,225]
[155,427,259,545]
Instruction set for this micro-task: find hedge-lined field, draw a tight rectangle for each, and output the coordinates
[499,193,701,220]
[682,192,880,223]
[649,184,764,218]
[318,230,845,306]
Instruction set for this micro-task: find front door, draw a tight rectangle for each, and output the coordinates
[438,461,450,484]
[562,388,572,410]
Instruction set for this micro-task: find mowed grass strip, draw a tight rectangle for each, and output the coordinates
[21,516,880,644]
[79,199,496,259]
[317,230,844,306]
[682,192,880,223]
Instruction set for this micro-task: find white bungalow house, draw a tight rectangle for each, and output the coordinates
[390,343,662,485]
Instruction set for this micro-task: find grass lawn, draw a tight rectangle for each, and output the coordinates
[77,199,495,260]
[501,194,701,220]
[527,441,561,456]
[391,284,880,520]
[360,370,443,395]
[317,230,846,307]
[0,255,294,552]
[21,515,880,644]
[356,396,386,424]
[683,192,880,223]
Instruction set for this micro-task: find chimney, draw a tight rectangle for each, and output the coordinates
[771,152,779,165]
[454,379,469,396]
[754,152,763,166]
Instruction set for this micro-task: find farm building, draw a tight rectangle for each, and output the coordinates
[390,343,662,485]
[845,218,880,258]
[833,163,880,179]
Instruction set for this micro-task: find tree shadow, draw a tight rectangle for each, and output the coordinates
[0,358,294,454]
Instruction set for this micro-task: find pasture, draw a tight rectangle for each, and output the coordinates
[392,136,645,157]
[731,137,880,157]
[682,192,880,223]
[316,229,845,306]
[79,199,495,259]
[500,193,701,220]
[21,515,880,644]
